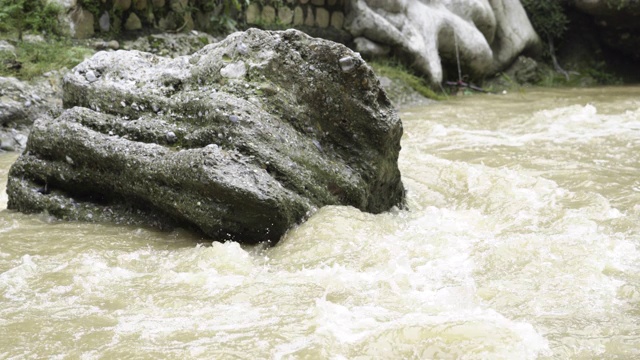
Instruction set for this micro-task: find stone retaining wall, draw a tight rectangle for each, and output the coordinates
[58,0,348,40]
[245,0,346,30]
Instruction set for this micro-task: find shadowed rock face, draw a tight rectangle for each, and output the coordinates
[6,28,405,244]
[573,0,640,61]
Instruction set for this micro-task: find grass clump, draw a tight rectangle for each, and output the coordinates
[0,39,94,80]
[369,59,445,101]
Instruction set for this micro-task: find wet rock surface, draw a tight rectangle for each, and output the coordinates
[0,74,65,152]
[6,28,405,243]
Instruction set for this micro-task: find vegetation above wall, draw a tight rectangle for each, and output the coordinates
[0,0,64,40]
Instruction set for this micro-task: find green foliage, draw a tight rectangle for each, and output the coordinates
[0,40,94,80]
[521,0,569,43]
[606,0,628,10]
[369,59,445,101]
[209,14,240,33]
[205,0,252,33]
[78,0,102,18]
[585,61,623,85]
[0,0,64,40]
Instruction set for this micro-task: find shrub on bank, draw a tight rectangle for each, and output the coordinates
[0,0,64,40]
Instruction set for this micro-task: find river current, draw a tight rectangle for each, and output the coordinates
[1,87,639,359]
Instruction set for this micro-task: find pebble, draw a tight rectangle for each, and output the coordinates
[237,42,248,55]
[165,131,177,143]
[0,137,15,152]
[312,139,323,152]
[229,115,239,123]
[339,56,357,73]
[107,40,119,50]
[85,70,98,83]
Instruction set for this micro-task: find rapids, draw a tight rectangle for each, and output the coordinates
[1,87,639,359]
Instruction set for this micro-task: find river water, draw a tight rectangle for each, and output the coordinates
[1,87,639,359]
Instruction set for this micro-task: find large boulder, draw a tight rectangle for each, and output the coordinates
[6,29,405,244]
[346,0,541,84]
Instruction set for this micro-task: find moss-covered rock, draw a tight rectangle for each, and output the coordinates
[6,28,405,244]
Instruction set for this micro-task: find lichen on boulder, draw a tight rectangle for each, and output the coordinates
[6,28,405,244]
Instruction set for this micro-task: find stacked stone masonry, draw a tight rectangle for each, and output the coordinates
[58,0,346,39]
[246,0,345,29]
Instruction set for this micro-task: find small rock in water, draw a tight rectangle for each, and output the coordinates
[339,56,357,73]
[24,100,32,107]
[1,143,15,152]
[229,115,239,123]
[65,155,74,165]
[0,136,15,151]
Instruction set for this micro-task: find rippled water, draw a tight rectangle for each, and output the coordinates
[1,87,639,359]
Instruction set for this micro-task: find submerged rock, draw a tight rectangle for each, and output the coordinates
[6,28,405,244]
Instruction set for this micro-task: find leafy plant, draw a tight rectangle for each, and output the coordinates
[522,0,569,42]
[205,0,252,33]
[606,0,628,10]
[521,0,570,79]
[0,0,64,40]
[585,61,623,85]
[78,0,102,18]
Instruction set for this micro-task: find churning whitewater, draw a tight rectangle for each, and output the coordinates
[1,87,639,359]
